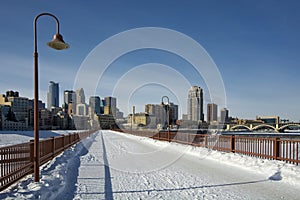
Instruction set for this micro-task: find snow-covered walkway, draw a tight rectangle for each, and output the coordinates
[73,132,112,199]
[1,130,300,199]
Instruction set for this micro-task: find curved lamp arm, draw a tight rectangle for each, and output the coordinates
[161,96,170,106]
[34,13,60,53]
[34,13,69,52]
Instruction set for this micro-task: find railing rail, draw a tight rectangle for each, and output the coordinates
[0,130,95,191]
[121,130,300,165]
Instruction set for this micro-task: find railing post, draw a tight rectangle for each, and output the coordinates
[69,133,71,147]
[230,135,235,153]
[273,138,280,160]
[62,134,65,150]
[0,148,2,185]
[51,137,55,158]
[71,133,74,144]
[204,135,207,148]
[29,140,34,169]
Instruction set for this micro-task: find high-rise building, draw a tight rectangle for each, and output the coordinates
[220,108,229,123]
[75,88,86,115]
[207,103,218,123]
[47,81,59,110]
[76,88,85,104]
[89,96,101,115]
[187,86,204,121]
[169,103,178,124]
[100,99,105,114]
[64,90,76,114]
[104,96,117,117]
[64,90,76,105]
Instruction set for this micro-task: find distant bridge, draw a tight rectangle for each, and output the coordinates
[225,123,300,132]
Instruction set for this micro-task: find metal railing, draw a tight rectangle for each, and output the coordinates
[0,131,95,191]
[120,130,300,165]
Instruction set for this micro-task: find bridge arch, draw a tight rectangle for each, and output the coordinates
[252,124,276,132]
[230,125,251,131]
[278,124,300,132]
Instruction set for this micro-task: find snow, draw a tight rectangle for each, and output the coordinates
[1,130,300,199]
[0,130,84,147]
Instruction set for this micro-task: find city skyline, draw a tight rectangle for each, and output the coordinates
[1,1,300,121]
[1,87,293,124]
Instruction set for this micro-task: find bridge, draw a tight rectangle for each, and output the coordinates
[225,123,300,132]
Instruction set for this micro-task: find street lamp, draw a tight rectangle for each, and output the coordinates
[161,96,170,142]
[33,13,69,182]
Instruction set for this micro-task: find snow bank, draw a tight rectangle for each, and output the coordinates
[0,130,85,147]
[112,131,300,186]
[0,133,96,200]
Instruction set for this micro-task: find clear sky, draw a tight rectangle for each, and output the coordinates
[1,0,300,121]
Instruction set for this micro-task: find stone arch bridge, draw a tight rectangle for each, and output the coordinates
[226,123,300,132]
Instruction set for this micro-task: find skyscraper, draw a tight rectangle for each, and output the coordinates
[47,81,59,110]
[64,90,76,105]
[76,88,85,104]
[75,88,86,116]
[207,103,218,123]
[64,90,76,115]
[187,86,204,121]
[89,96,101,115]
[104,96,117,117]
[169,103,179,124]
[220,108,229,123]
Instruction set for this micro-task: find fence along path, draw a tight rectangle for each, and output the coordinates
[120,130,300,165]
[0,131,95,191]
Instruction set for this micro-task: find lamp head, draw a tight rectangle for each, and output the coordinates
[47,33,69,50]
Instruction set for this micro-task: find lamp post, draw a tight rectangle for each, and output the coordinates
[33,13,69,182]
[161,96,170,142]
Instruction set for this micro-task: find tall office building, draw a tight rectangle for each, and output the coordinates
[187,86,204,121]
[220,108,229,123]
[169,103,178,124]
[47,81,59,110]
[64,90,76,105]
[64,90,76,115]
[104,96,117,117]
[74,88,86,115]
[207,103,218,123]
[76,88,85,104]
[100,99,105,114]
[89,96,101,115]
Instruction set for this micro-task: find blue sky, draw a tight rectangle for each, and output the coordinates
[1,1,300,121]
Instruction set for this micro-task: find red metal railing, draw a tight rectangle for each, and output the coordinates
[0,142,32,191]
[121,130,300,165]
[0,131,95,191]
